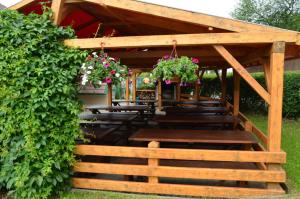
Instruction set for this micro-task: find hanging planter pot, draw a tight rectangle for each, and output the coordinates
[80,51,128,87]
[151,40,199,84]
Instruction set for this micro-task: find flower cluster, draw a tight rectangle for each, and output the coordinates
[151,55,199,84]
[81,51,128,87]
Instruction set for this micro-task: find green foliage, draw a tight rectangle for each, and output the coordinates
[152,56,199,83]
[0,8,87,199]
[201,71,300,118]
[137,73,155,90]
[232,0,300,31]
[80,51,128,86]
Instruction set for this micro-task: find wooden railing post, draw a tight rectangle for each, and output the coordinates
[107,83,112,106]
[148,141,160,183]
[157,80,162,110]
[267,42,285,190]
[132,72,137,102]
[125,77,130,105]
[233,71,240,116]
[176,83,181,101]
[51,0,65,25]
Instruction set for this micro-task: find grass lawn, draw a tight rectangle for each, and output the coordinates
[61,114,300,199]
[246,114,300,193]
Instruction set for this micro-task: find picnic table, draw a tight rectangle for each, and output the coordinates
[155,115,240,126]
[129,129,257,145]
[85,105,152,115]
[162,106,228,115]
[163,100,224,107]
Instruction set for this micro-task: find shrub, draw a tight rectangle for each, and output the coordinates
[0,8,86,198]
[200,71,300,118]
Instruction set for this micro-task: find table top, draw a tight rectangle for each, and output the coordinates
[155,115,239,124]
[129,129,257,144]
[163,100,224,106]
[79,113,137,122]
[163,106,228,114]
[85,105,151,111]
[113,100,157,103]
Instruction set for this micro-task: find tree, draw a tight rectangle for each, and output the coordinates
[231,0,300,31]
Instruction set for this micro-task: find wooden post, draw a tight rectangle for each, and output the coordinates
[267,42,285,190]
[107,83,112,106]
[194,82,200,101]
[176,83,181,101]
[157,80,162,110]
[267,42,285,152]
[148,141,160,183]
[221,68,227,103]
[233,71,240,117]
[125,77,130,104]
[51,0,65,25]
[132,72,137,102]
[263,59,271,92]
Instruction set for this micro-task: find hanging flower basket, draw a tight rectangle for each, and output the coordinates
[152,55,199,85]
[80,51,128,87]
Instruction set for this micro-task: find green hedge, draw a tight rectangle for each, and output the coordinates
[200,71,300,118]
[0,9,86,198]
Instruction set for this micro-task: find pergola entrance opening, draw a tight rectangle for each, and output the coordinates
[10,0,300,198]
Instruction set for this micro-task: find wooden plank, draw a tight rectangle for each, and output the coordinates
[84,0,290,33]
[74,162,285,182]
[214,45,271,104]
[51,0,65,25]
[148,141,160,183]
[157,79,162,110]
[107,83,112,106]
[9,0,35,10]
[268,42,285,152]
[75,145,286,163]
[233,71,240,117]
[64,32,298,49]
[132,72,136,101]
[263,59,271,92]
[72,178,285,198]
[125,77,130,104]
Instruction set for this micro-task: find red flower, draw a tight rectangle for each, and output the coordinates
[110,70,116,75]
[105,77,112,84]
[165,80,172,85]
[192,58,199,64]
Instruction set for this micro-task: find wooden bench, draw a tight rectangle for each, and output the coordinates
[163,106,228,115]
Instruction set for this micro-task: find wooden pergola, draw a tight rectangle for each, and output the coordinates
[11,0,300,198]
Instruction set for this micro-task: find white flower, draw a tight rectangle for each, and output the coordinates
[86,71,91,74]
[109,57,115,61]
[92,52,97,56]
[115,73,120,77]
[88,66,93,70]
[98,81,102,85]
[81,63,86,68]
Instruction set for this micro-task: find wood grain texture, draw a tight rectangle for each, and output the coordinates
[72,178,285,198]
[75,145,286,163]
[51,0,65,25]
[268,42,285,152]
[214,45,271,104]
[64,32,299,49]
[74,162,285,182]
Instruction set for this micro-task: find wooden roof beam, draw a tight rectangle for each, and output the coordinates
[213,45,271,104]
[64,32,299,49]
[84,0,291,33]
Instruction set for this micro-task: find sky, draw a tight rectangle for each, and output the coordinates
[1,0,238,18]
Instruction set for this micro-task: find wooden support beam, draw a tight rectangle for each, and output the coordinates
[214,45,271,104]
[233,71,240,117]
[263,59,271,92]
[176,83,181,101]
[107,83,112,106]
[157,80,162,110]
[221,68,227,102]
[125,77,130,104]
[64,32,299,49]
[132,72,137,101]
[9,0,35,10]
[84,0,289,33]
[267,42,285,152]
[51,0,65,25]
[148,141,160,183]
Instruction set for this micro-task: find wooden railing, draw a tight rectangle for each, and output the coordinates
[73,144,286,198]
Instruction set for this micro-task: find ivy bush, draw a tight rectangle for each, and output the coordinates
[0,8,86,198]
[200,71,300,118]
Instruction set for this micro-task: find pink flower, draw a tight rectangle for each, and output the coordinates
[105,77,112,84]
[163,55,170,60]
[192,58,199,64]
[104,63,110,68]
[165,80,172,85]
[110,70,116,75]
[197,79,201,85]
